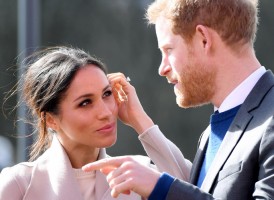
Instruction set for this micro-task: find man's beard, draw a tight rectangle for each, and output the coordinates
[175,63,216,108]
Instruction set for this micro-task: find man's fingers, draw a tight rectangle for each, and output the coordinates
[100,166,116,175]
[111,189,131,198]
[122,190,131,195]
[81,159,115,172]
[82,156,129,172]
[110,178,134,198]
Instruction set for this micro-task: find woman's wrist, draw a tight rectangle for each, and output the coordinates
[133,114,154,135]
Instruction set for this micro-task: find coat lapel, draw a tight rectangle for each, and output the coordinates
[24,135,83,200]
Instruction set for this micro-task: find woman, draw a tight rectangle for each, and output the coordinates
[0,46,154,200]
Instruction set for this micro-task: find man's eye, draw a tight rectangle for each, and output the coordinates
[79,99,92,107]
[103,90,113,98]
[166,48,172,54]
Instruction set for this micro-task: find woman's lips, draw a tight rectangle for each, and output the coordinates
[97,122,115,133]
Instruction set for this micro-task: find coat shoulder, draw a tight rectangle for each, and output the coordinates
[1,161,34,184]
[0,162,34,198]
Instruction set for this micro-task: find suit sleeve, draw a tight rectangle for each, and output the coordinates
[166,116,274,200]
[253,116,274,198]
[139,125,192,181]
[166,179,214,200]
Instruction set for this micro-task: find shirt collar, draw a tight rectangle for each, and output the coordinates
[215,66,266,113]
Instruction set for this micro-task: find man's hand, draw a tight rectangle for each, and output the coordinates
[82,156,161,198]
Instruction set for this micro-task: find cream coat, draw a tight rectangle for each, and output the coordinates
[0,136,151,200]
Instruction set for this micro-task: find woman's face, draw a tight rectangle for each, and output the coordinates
[50,65,118,153]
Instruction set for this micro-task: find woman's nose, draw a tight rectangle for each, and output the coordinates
[97,101,113,119]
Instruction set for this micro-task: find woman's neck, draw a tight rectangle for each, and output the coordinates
[65,146,100,169]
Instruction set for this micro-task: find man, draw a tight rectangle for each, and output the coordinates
[83,0,274,199]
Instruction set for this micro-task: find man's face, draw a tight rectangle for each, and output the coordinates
[156,17,216,108]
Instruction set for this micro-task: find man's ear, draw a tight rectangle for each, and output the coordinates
[195,25,212,52]
[42,112,59,131]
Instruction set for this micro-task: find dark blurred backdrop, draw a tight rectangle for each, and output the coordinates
[0,0,273,167]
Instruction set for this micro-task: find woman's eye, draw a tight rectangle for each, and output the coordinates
[103,90,112,98]
[79,99,92,107]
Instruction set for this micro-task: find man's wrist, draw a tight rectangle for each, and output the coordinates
[148,172,174,200]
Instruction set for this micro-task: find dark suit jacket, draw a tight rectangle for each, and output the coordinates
[166,70,274,199]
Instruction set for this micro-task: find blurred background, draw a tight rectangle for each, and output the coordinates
[0,0,273,170]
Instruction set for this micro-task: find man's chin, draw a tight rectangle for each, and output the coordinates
[176,96,189,108]
[176,96,209,108]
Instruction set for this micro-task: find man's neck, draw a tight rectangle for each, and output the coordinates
[212,45,261,107]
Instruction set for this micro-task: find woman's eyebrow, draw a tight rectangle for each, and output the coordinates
[103,84,112,91]
[73,93,94,102]
[73,85,111,102]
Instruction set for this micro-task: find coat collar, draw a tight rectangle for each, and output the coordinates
[23,135,142,200]
[24,135,83,200]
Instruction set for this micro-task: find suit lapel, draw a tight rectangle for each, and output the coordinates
[190,126,210,184]
[200,108,252,191]
[200,70,274,192]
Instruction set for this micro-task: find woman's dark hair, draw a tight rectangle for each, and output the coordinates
[21,46,107,160]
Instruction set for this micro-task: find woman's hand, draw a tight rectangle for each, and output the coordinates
[108,73,154,134]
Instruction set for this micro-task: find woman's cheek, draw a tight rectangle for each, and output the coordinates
[110,97,119,117]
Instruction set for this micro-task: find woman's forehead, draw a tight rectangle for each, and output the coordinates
[65,66,109,97]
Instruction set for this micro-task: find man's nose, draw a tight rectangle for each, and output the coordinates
[158,58,172,76]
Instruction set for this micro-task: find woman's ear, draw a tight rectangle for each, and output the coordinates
[42,112,59,131]
[195,25,212,52]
